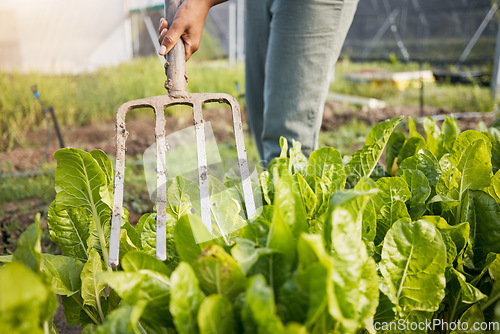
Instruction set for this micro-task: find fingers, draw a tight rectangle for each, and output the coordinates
[184,41,199,61]
[158,17,184,56]
[158,18,169,54]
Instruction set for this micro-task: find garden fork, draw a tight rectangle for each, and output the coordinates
[108,0,256,268]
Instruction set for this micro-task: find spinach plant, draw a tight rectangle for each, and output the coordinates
[2,115,500,334]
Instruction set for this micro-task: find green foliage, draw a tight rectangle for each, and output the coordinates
[4,116,500,333]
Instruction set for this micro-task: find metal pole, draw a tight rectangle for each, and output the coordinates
[361,8,399,59]
[229,2,236,64]
[236,0,244,62]
[456,2,498,67]
[492,9,500,99]
[383,0,410,62]
[48,106,66,148]
[141,9,165,62]
[419,62,424,117]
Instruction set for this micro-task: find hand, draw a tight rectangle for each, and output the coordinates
[158,0,212,61]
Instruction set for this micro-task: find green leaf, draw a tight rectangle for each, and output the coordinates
[398,149,441,194]
[289,139,309,174]
[167,175,194,219]
[48,203,91,262]
[354,178,378,246]
[450,130,492,164]
[170,262,206,334]
[13,218,42,273]
[372,177,411,244]
[441,231,458,267]
[119,228,138,261]
[423,216,470,256]
[98,269,172,328]
[401,169,431,220]
[54,148,112,266]
[81,249,107,323]
[450,304,485,334]
[448,268,487,312]
[481,254,500,312]
[462,191,500,266]
[439,115,460,158]
[380,219,446,315]
[266,168,307,286]
[197,294,235,334]
[242,275,285,334]
[285,323,309,334]
[296,234,331,328]
[139,211,178,268]
[260,170,274,206]
[325,191,380,334]
[373,290,396,326]
[42,254,84,296]
[296,173,317,218]
[277,271,309,324]
[449,132,492,224]
[378,201,411,239]
[306,147,346,193]
[90,149,114,201]
[0,255,12,263]
[209,189,247,241]
[231,238,273,275]
[121,251,172,276]
[0,262,57,334]
[372,177,411,211]
[239,205,273,245]
[397,136,427,165]
[385,129,406,175]
[94,301,147,334]
[191,244,246,300]
[423,117,441,157]
[174,214,219,264]
[483,170,500,203]
[346,117,403,184]
[271,166,308,239]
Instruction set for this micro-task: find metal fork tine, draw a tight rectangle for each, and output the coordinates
[227,96,256,219]
[109,93,256,268]
[109,103,128,268]
[155,104,168,261]
[193,101,212,233]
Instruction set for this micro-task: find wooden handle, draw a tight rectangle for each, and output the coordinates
[164,0,188,97]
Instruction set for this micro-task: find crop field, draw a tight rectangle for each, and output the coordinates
[1,57,500,333]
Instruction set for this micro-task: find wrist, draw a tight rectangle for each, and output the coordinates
[208,0,228,7]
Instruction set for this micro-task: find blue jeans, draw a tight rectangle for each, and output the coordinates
[245,0,359,165]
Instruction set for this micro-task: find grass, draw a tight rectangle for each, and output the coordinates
[0,57,245,150]
[331,59,496,112]
[318,119,372,157]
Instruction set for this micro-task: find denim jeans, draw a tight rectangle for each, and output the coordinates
[244,0,359,165]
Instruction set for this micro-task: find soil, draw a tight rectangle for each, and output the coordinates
[0,102,497,333]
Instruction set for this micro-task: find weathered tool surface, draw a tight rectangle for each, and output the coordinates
[108,0,255,268]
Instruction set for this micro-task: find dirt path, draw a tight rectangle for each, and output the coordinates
[1,103,495,173]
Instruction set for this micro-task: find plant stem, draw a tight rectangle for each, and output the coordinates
[95,292,106,324]
[71,295,102,325]
[481,291,500,311]
[91,206,111,272]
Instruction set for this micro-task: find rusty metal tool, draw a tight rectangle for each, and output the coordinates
[108,0,256,268]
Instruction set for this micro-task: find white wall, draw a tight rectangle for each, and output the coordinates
[0,0,133,74]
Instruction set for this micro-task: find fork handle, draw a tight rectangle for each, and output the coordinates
[165,0,188,97]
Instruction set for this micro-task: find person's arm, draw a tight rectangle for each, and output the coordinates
[158,0,227,60]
